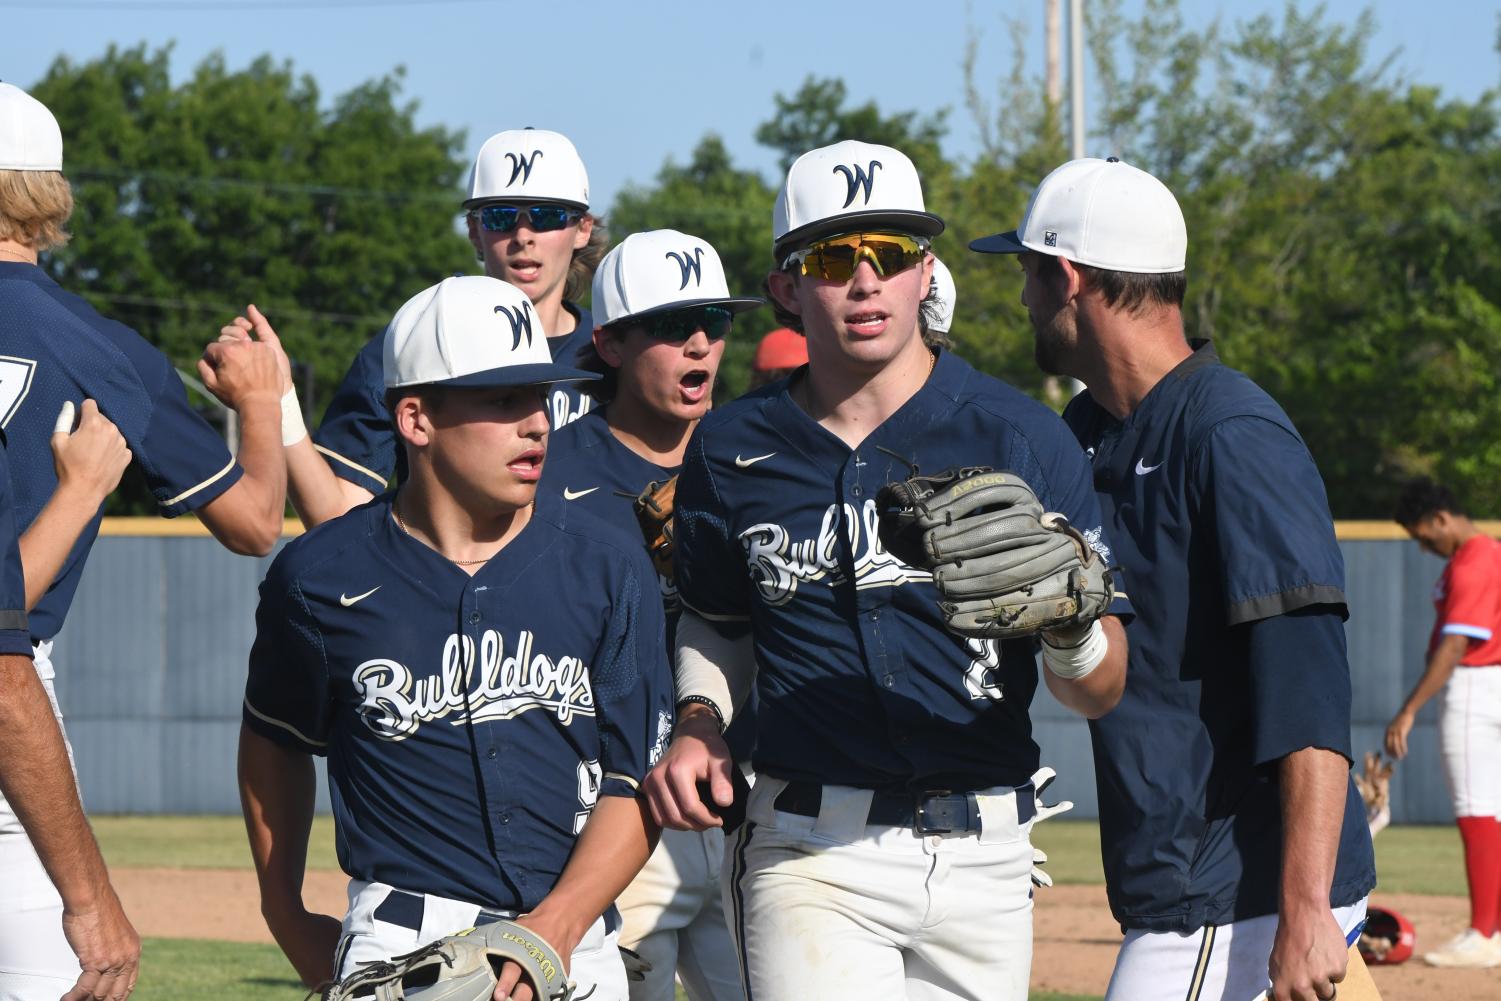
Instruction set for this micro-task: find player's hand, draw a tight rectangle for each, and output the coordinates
[59,885,140,1001]
[1384,710,1415,760]
[641,709,735,831]
[1267,904,1347,1001]
[492,910,579,1001]
[50,400,131,506]
[265,906,342,989]
[199,304,288,409]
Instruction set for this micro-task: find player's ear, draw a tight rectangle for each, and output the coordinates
[391,394,434,447]
[765,270,803,318]
[1057,256,1085,304]
[592,325,626,368]
[465,213,484,263]
[573,212,593,250]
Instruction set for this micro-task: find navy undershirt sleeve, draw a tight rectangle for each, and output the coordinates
[1245,605,1354,766]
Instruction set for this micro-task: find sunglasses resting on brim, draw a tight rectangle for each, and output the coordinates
[477,204,585,234]
[782,232,930,282]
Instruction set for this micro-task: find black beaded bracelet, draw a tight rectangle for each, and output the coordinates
[676,695,726,733]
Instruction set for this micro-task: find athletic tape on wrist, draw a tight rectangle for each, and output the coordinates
[1041,619,1107,680]
[280,387,307,447]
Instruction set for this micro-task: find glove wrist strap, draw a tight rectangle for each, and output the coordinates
[1041,619,1107,680]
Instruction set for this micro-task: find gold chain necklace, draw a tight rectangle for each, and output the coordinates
[392,504,493,566]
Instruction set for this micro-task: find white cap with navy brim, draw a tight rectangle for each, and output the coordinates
[927,255,956,334]
[970,157,1186,274]
[593,229,762,329]
[773,140,944,258]
[383,276,601,389]
[466,128,589,210]
[0,83,63,171]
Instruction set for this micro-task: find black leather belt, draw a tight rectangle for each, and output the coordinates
[372,888,621,935]
[773,780,1036,835]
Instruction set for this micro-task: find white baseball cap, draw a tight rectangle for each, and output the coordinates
[926,256,956,334]
[772,140,944,257]
[383,276,601,389]
[465,128,589,209]
[0,83,63,172]
[593,229,762,328]
[970,157,1186,273]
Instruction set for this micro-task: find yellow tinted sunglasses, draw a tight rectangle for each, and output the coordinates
[782,232,929,282]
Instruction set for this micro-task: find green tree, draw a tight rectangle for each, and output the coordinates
[29,44,474,510]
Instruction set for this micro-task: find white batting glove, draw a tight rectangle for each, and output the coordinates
[1028,766,1074,889]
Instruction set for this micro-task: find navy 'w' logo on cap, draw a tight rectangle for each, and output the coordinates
[504,150,544,186]
[495,301,535,350]
[665,247,705,290]
[833,160,882,208]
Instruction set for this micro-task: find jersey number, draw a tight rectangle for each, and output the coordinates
[573,758,602,834]
[0,356,37,430]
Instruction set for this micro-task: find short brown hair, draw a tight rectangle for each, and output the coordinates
[566,213,608,304]
[0,169,73,251]
[1038,254,1185,314]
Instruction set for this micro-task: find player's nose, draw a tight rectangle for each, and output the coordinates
[850,257,883,293]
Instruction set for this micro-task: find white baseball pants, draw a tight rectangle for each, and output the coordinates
[335,879,628,1001]
[0,641,83,1001]
[1439,666,1501,817]
[1104,899,1368,1001]
[615,826,743,1001]
[723,776,1035,1001]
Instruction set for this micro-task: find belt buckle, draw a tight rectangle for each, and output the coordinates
[914,789,954,835]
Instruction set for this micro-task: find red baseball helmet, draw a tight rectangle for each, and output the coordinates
[1359,906,1416,965]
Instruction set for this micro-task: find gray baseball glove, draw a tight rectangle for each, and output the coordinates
[323,919,580,1001]
[876,466,1113,639]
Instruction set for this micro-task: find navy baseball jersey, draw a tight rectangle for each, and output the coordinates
[0,437,30,657]
[0,262,242,640]
[243,490,673,911]
[314,302,597,493]
[1064,341,1375,931]
[675,349,1130,792]
[543,410,678,629]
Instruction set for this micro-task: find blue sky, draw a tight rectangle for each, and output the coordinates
[1,0,1496,209]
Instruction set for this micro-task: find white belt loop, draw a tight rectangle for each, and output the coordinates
[813,785,874,842]
[975,787,1021,845]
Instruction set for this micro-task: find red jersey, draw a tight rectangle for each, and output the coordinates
[1431,534,1501,665]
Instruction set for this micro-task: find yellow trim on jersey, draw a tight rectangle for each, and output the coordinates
[160,457,237,508]
[243,697,328,749]
[604,772,640,791]
[314,444,387,488]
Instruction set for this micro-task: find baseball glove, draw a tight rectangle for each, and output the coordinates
[632,475,677,579]
[323,919,579,1001]
[876,466,1113,639]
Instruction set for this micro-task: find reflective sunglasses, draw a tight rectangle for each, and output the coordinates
[632,305,734,342]
[782,232,929,282]
[476,204,584,234]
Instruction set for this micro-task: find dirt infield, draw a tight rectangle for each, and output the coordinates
[115,867,1498,999]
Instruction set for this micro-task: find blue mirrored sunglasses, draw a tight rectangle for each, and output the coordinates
[477,204,584,234]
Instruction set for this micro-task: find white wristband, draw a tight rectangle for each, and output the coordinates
[1041,619,1107,680]
[280,387,307,447]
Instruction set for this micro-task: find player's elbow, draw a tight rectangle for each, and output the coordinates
[221,518,281,556]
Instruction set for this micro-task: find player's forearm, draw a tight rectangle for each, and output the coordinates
[1399,633,1469,718]
[675,608,756,722]
[1277,745,1348,915]
[1043,615,1127,718]
[285,438,372,528]
[200,397,287,555]
[0,653,113,907]
[18,487,101,609]
[237,724,317,924]
[529,795,656,948]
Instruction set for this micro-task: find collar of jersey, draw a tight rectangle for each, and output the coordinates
[369,490,557,592]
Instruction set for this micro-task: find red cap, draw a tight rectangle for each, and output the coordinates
[752,328,807,372]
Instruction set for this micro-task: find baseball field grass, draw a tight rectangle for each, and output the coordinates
[97,817,1466,1001]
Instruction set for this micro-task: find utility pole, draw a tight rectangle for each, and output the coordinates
[1046,0,1062,110]
[1070,0,1085,158]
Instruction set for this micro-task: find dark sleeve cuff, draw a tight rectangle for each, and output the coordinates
[1247,607,1354,765]
[314,445,389,494]
[1228,583,1347,627]
[242,699,328,757]
[0,628,31,657]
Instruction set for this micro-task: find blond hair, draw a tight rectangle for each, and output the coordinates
[0,170,72,251]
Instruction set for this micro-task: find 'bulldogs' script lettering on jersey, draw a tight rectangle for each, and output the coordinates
[354,629,596,740]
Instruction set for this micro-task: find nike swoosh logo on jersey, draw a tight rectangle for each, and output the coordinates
[339,586,381,607]
[1134,459,1163,475]
[735,453,776,468]
[563,487,599,500]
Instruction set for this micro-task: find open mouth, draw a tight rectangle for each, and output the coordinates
[679,369,711,403]
[845,310,889,335]
[507,258,543,283]
[507,447,545,481]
